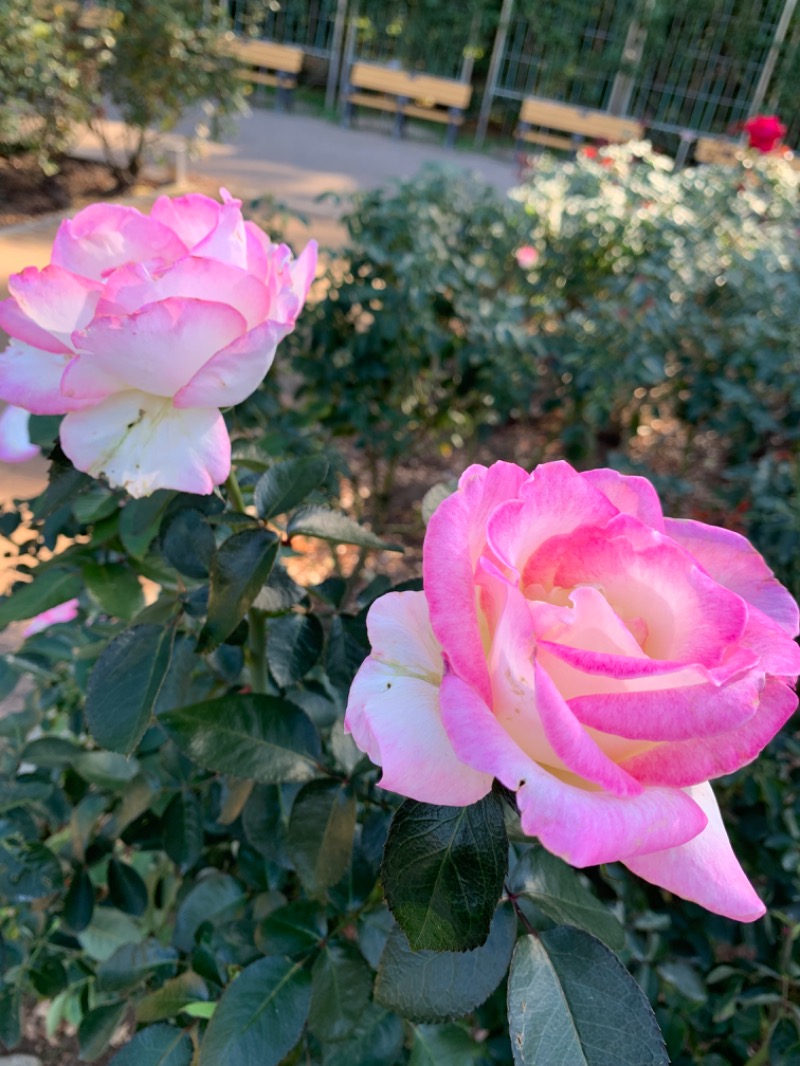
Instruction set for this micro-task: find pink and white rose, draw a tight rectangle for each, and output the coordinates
[0,405,39,463]
[23,597,80,637]
[346,460,800,921]
[0,189,317,497]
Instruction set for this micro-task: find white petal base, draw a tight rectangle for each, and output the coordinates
[60,390,230,497]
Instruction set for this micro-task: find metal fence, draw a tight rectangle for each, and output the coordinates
[477,0,800,151]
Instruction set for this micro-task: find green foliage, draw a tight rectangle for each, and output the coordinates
[285,166,532,510]
[0,0,113,176]
[98,0,245,184]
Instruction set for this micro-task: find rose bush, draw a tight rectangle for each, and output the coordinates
[0,188,316,496]
[346,460,800,921]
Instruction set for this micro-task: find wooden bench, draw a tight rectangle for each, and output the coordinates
[220,36,304,111]
[694,137,743,166]
[343,62,472,147]
[516,97,644,152]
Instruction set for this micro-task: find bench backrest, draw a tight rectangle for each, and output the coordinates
[694,138,742,165]
[350,62,471,109]
[221,36,304,75]
[520,97,643,143]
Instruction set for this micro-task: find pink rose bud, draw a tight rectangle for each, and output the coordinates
[0,190,317,497]
[0,405,40,463]
[345,461,800,922]
[23,597,80,637]
[514,245,539,270]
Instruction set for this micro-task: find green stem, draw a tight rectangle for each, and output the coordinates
[225,469,247,514]
[248,608,268,694]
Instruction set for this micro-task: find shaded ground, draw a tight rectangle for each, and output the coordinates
[0,155,120,228]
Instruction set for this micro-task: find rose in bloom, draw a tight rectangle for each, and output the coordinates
[23,598,80,637]
[346,461,800,920]
[514,245,539,270]
[0,405,39,463]
[743,114,787,154]
[0,189,317,497]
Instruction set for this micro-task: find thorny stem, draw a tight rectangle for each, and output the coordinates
[225,469,247,514]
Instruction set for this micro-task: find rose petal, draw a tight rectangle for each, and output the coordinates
[665,517,799,637]
[619,679,798,786]
[0,405,40,463]
[581,468,666,531]
[0,340,89,415]
[149,192,226,249]
[5,265,101,351]
[345,592,492,805]
[424,460,528,704]
[51,204,187,280]
[98,257,272,330]
[172,320,287,409]
[439,672,707,867]
[60,390,230,496]
[623,781,765,921]
[71,297,247,398]
[23,598,80,637]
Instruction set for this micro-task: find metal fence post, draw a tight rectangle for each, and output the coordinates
[475,0,515,147]
[607,0,653,115]
[326,0,350,112]
[747,0,799,117]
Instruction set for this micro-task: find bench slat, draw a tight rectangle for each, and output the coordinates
[519,97,642,143]
[694,138,742,165]
[517,130,575,151]
[350,62,471,110]
[222,37,304,75]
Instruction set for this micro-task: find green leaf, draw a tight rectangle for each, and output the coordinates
[108,858,149,916]
[31,452,92,519]
[256,900,326,957]
[120,491,176,558]
[199,956,311,1066]
[0,779,52,812]
[252,563,306,614]
[109,1024,193,1066]
[85,625,174,753]
[162,509,216,579]
[382,795,507,952]
[287,505,401,551]
[287,780,356,896]
[0,568,81,628]
[63,866,95,932]
[163,789,204,870]
[509,848,625,951]
[161,694,321,786]
[0,989,21,1050]
[267,613,324,689]
[78,1001,128,1062]
[320,1003,404,1066]
[420,480,457,525]
[78,908,144,962]
[74,751,140,789]
[72,485,119,525]
[376,903,516,1022]
[135,973,209,1024]
[82,562,144,619]
[409,1024,486,1065]
[20,736,82,768]
[507,928,669,1066]
[308,942,372,1042]
[97,940,179,993]
[254,455,329,519]
[200,529,279,649]
[173,873,244,953]
[0,840,63,901]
